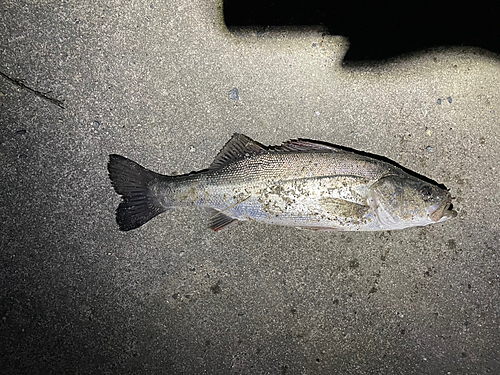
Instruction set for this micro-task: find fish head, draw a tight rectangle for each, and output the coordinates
[367,174,457,230]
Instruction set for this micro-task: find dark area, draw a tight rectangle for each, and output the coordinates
[224,0,500,61]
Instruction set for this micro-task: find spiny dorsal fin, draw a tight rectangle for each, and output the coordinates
[210,134,342,169]
[271,139,341,153]
[210,133,266,169]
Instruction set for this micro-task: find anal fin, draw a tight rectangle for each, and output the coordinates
[206,208,239,231]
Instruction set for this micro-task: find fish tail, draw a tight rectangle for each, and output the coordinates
[108,154,170,231]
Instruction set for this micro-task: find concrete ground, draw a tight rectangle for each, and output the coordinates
[1,1,499,374]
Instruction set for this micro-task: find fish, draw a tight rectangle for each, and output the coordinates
[107,133,457,232]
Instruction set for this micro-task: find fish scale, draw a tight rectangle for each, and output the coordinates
[108,133,457,232]
[209,152,389,181]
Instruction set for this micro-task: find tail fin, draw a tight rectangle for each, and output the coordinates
[108,154,168,231]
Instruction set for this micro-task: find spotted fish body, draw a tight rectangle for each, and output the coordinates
[108,134,456,232]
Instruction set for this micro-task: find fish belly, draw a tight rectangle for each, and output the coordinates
[201,176,379,230]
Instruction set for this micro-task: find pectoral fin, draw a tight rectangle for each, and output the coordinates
[319,198,370,219]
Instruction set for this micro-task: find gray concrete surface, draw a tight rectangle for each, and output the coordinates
[1,1,499,374]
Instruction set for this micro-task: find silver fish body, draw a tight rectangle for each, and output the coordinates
[108,134,456,231]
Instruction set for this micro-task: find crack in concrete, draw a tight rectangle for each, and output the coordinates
[0,70,65,109]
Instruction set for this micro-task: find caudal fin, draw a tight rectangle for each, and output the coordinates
[108,154,168,231]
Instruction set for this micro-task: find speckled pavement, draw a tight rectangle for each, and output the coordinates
[1,1,499,374]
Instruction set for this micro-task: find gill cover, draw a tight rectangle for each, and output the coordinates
[368,175,451,229]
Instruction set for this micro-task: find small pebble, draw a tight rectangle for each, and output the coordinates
[315,111,320,116]
[437,99,442,105]
[16,129,27,135]
[189,145,196,152]
[426,146,434,153]
[228,88,239,101]
[426,129,433,137]
[447,97,452,103]
[19,154,28,159]
[93,121,100,129]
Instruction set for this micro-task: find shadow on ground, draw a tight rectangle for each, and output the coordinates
[224,0,500,62]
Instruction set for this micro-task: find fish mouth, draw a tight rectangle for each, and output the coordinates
[429,194,457,222]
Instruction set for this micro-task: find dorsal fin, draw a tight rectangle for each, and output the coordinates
[210,133,266,169]
[210,134,342,169]
[271,139,341,153]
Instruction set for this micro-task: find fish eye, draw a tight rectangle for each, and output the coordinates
[419,186,433,198]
